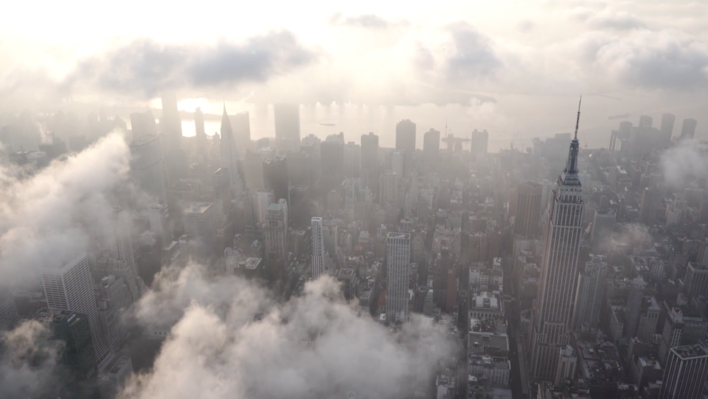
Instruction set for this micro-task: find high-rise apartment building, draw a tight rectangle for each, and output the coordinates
[108,208,141,302]
[263,155,288,202]
[659,344,708,399]
[530,101,585,381]
[183,202,217,259]
[42,253,109,364]
[311,217,326,279]
[625,277,646,339]
[386,232,411,323]
[514,182,542,237]
[35,308,97,379]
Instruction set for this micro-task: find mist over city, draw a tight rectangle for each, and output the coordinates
[1,1,708,398]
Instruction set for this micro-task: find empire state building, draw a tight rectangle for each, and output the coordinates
[530,99,585,380]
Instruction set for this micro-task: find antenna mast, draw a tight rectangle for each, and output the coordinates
[574,96,582,140]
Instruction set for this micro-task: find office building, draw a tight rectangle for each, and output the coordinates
[160,93,182,152]
[320,133,344,193]
[591,202,616,250]
[265,202,288,263]
[530,102,585,381]
[659,344,708,399]
[640,187,662,226]
[108,208,141,302]
[274,104,300,152]
[572,255,607,330]
[360,132,380,196]
[659,113,675,146]
[254,189,274,224]
[514,182,542,237]
[379,170,399,208]
[395,119,416,153]
[183,202,217,259]
[42,253,109,364]
[343,141,360,178]
[129,110,158,139]
[193,107,207,160]
[244,150,265,190]
[0,286,19,331]
[230,111,251,156]
[129,134,167,203]
[423,128,440,165]
[34,308,97,379]
[263,155,288,202]
[625,277,646,339]
[386,232,411,323]
[680,118,698,140]
[684,262,708,299]
[220,106,243,197]
[471,129,489,160]
[637,296,660,342]
[639,115,653,128]
[311,217,326,279]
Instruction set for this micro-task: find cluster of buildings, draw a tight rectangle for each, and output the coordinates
[1,96,706,399]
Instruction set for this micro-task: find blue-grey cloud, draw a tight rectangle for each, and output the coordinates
[61,31,318,98]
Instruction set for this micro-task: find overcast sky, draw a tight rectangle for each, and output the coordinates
[1,0,706,148]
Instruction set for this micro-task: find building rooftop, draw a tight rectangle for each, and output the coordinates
[184,202,212,214]
[671,344,708,360]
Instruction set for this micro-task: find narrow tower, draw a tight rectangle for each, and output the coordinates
[530,98,585,381]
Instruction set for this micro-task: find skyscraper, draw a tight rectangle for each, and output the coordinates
[514,182,542,237]
[343,141,361,178]
[129,134,167,203]
[624,277,646,339]
[194,107,207,161]
[244,150,265,190]
[311,217,326,279]
[265,202,288,263]
[379,170,399,208]
[182,202,217,260]
[572,255,606,330]
[263,155,288,202]
[530,100,585,381]
[220,106,243,197]
[386,232,411,323]
[108,208,141,303]
[395,120,416,153]
[680,118,698,140]
[423,128,440,165]
[471,129,489,160]
[639,115,653,128]
[0,285,19,331]
[230,111,251,156]
[659,113,675,146]
[160,93,182,152]
[129,110,158,139]
[274,104,300,152]
[254,189,274,224]
[34,308,97,379]
[360,132,380,196]
[42,253,109,364]
[320,133,344,193]
[659,344,708,399]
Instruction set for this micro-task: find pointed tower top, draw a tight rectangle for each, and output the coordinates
[574,95,582,140]
[221,102,233,138]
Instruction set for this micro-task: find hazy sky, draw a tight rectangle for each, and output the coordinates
[1,0,707,149]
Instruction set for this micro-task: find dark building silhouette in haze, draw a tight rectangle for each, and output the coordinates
[361,132,380,198]
[320,133,344,194]
[514,182,542,237]
[274,104,300,152]
[129,134,167,203]
[681,118,698,140]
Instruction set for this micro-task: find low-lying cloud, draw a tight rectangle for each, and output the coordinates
[122,265,456,399]
[661,139,708,187]
[0,132,134,285]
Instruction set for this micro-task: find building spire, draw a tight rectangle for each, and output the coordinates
[221,102,232,138]
[562,97,582,184]
[574,95,582,140]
